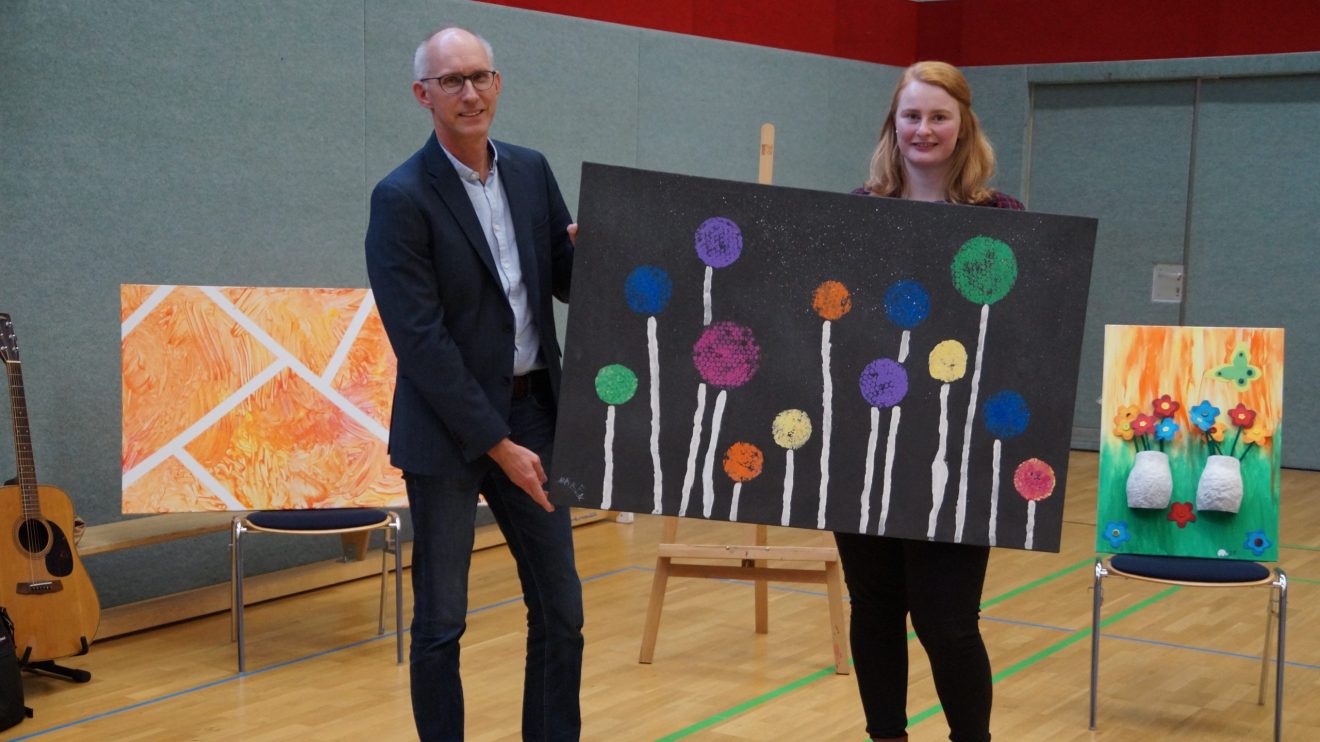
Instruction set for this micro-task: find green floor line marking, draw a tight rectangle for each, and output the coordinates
[654,666,839,742]
[906,585,1182,729]
[1290,576,1320,585]
[981,558,1092,610]
[1282,543,1320,552]
[655,558,1093,740]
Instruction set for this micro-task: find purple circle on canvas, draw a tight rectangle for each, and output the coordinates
[859,359,908,408]
[691,321,761,388]
[694,217,743,268]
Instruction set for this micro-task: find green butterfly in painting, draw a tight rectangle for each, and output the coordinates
[1211,341,1262,391]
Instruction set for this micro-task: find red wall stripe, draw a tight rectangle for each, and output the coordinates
[476,0,1320,66]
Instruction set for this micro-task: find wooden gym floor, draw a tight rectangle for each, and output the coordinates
[13,452,1320,741]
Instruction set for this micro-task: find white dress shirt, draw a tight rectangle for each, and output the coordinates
[441,141,542,376]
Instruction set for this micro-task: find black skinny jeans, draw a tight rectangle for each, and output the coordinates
[833,533,992,742]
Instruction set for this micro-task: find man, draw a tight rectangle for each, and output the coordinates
[364,27,581,742]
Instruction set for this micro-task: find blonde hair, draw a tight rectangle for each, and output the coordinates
[864,61,996,204]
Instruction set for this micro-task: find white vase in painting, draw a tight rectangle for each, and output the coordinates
[1195,454,1244,513]
[1126,450,1173,509]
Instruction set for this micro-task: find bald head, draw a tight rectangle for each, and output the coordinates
[414,27,495,80]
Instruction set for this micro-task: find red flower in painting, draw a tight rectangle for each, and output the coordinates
[1152,394,1180,417]
[1130,414,1157,437]
[1168,502,1196,528]
[1228,403,1256,428]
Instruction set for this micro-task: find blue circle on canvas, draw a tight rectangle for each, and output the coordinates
[983,390,1029,439]
[883,280,930,329]
[624,265,673,314]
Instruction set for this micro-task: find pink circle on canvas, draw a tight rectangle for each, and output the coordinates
[1013,458,1056,502]
[692,321,761,389]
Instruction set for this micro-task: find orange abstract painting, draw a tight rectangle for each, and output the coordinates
[121,285,404,512]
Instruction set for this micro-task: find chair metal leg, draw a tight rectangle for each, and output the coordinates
[378,523,388,635]
[1089,558,1107,730]
[1259,581,1278,705]
[391,513,405,664]
[230,518,239,642]
[1274,570,1287,742]
[231,517,248,673]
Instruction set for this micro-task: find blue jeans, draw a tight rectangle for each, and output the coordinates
[405,386,583,741]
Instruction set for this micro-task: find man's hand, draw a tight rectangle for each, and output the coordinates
[567,223,578,246]
[488,438,554,512]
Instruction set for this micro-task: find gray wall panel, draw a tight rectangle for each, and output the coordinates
[963,67,1032,200]
[2,0,369,607]
[636,35,887,193]
[1185,75,1320,468]
[1026,81,1196,446]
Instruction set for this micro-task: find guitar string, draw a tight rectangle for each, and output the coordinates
[5,354,41,586]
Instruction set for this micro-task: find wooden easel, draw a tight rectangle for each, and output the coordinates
[637,124,851,675]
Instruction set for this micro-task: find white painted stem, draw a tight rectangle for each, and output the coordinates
[730,483,742,521]
[679,383,708,516]
[1025,501,1037,550]
[858,406,880,533]
[648,317,663,514]
[780,450,795,526]
[878,405,901,536]
[928,383,952,539]
[988,438,1002,546]
[701,389,728,518]
[816,320,833,529]
[954,303,991,542]
[702,266,713,326]
[601,405,616,509]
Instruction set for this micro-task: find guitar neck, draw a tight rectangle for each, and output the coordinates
[4,357,42,519]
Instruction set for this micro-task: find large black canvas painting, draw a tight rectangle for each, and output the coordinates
[549,164,1097,551]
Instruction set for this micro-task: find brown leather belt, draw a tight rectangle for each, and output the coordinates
[511,369,547,400]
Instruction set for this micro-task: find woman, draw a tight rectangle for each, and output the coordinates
[837,61,1022,742]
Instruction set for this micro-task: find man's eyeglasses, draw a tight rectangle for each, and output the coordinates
[418,70,498,95]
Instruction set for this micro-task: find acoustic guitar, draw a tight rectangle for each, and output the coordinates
[0,312,100,662]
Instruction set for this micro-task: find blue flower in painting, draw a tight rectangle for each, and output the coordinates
[1244,530,1272,557]
[1189,400,1220,432]
[624,265,673,315]
[883,280,930,329]
[1155,418,1180,441]
[1103,521,1130,549]
[983,390,1029,439]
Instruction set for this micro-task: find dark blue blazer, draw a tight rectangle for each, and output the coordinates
[365,133,574,477]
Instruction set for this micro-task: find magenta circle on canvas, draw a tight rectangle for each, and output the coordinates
[691,321,761,388]
[858,358,908,408]
[694,217,743,268]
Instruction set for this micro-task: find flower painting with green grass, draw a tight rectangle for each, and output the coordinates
[1097,325,1284,560]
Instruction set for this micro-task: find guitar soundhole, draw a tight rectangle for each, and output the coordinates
[16,518,52,554]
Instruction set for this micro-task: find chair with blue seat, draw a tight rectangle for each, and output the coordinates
[1089,553,1287,741]
[230,508,404,672]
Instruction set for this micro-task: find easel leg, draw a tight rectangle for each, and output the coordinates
[825,560,851,675]
[639,555,671,664]
[746,523,769,634]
